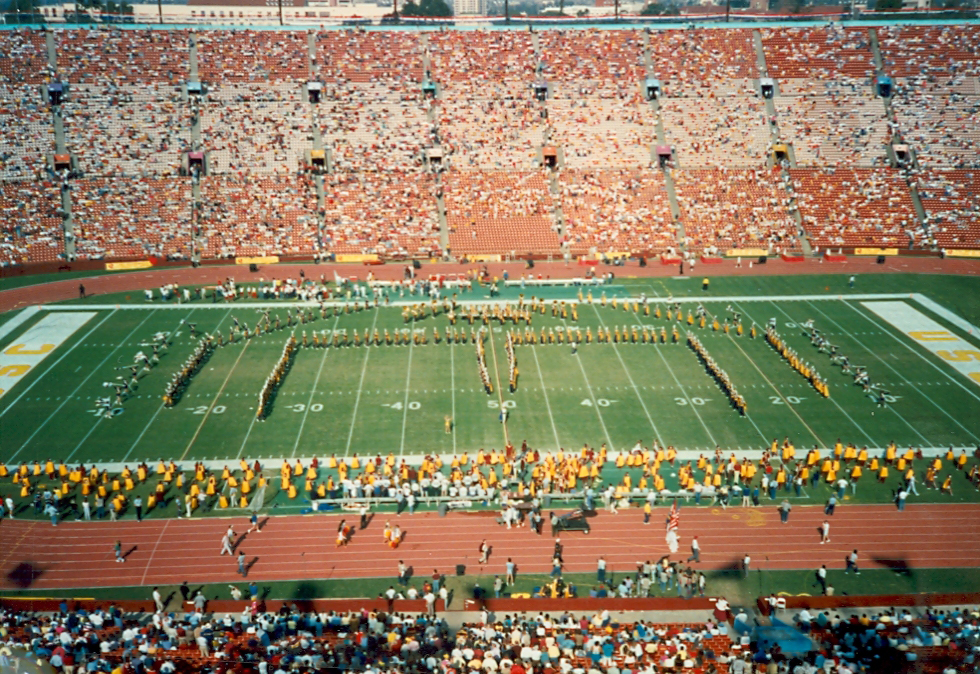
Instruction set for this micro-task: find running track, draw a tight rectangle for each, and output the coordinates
[1,504,978,590]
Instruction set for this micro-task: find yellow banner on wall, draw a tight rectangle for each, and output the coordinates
[854,248,898,256]
[946,249,980,258]
[235,256,279,265]
[334,254,380,263]
[106,260,153,271]
[726,249,768,257]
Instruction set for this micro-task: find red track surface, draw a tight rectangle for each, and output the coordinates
[3,256,980,314]
[2,504,978,590]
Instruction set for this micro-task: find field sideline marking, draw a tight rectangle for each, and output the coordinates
[342,309,379,458]
[739,301,876,447]
[529,346,562,451]
[180,338,252,461]
[826,301,980,443]
[588,304,664,446]
[63,309,187,463]
[0,305,40,342]
[122,308,230,464]
[289,311,343,459]
[0,309,116,421]
[397,317,417,456]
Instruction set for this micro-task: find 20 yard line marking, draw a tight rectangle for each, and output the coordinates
[180,338,252,461]
[343,309,379,458]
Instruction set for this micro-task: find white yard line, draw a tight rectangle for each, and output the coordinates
[397,318,417,456]
[740,301,876,447]
[589,304,664,445]
[530,345,562,451]
[123,309,232,464]
[342,309,379,457]
[0,309,117,420]
[180,339,252,461]
[289,312,344,459]
[21,309,158,464]
[820,301,979,443]
[486,324,511,448]
[450,335,457,455]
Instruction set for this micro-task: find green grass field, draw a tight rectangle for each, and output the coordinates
[3,274,980,469]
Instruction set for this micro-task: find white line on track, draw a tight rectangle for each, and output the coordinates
[140,519,171,586]
[0,309,117,422]
[343,309,379,457]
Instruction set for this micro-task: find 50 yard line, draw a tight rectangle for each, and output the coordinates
[397,317,417,456]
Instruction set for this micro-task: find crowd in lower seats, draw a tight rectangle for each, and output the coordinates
[789,168,923,250]
[915,169,980,251]
[673,168,800,255]
[0,180,63,264]
[557,169,674,254]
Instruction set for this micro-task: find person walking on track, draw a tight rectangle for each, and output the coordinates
[820,520,830,544]
[221,526,236,555]
[115,540,125,563]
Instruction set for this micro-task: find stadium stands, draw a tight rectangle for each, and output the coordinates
[674,168,801,255]
[916,168,980,250]
[557,169,675,254]
[0,180,62,264]
[5,25,980,265]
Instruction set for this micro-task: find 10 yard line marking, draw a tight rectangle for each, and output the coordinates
[0,309,117,422]
[343,309,379,458]
[398,318,416,456]
[818,301,973,444]
[591,304,664,446]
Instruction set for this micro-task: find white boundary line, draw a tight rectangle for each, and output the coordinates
[0,305,40,342]
[0,309,117,420]
[530,345,562,451]
[342,309,379,457]
[140,519,171,586]
[814,302,978,444]
[588,304,664,446]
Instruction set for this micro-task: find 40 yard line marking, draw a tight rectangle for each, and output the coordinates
[342,309,379,458]
[398,317,417,456]
[590,304,664,446]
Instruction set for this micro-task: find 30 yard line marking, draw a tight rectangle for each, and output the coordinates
[343,309,379,458]
[18,309,158,464]
[180,338,252,461]
[0,309,117,421]
[398,318,417,456]
[530,345,561,451]
[122,308,223,463]
[289,312,343,458]
[591,304,664,445]
[820,301,978,444]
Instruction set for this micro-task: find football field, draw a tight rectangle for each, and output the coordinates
[2,277,980,469]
